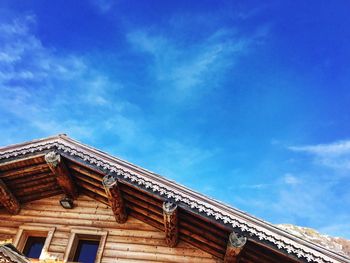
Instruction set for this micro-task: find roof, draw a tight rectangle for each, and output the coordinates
[0,134,349,263]
[0,244,29,263]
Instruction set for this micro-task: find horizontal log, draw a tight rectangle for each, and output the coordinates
[102,247,215,262]
[104,242,215,258]
[13,181,59,197]
[101,257,158,263]
[0,226,17,235]
[19,189,63,203]
[80,188,109,205]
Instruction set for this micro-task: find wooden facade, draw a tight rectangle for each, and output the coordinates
[0,135,349,263]
[0,195,217,262]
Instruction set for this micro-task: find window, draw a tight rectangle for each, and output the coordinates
[13,225,55,260]
[73,239,100,263]
[22,236,46,258]
[64,229,107,263]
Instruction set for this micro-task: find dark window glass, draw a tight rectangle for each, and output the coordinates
[73,239,100,263]
[22,236,46,258]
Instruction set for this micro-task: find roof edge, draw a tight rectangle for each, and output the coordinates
[0,135,349,263]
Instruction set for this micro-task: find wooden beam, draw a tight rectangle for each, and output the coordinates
[45,151,78,199]
[162,201,178,247]
[102,174,127,223]
[0,179,20,214]
[224,232,247,263]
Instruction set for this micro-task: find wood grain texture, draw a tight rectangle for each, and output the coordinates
[0,179,20,214]
[163,201,178,247]
[0,195,217,262]
[103,175,128,224]
[45,152,78,199]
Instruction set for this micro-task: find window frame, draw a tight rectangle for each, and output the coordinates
[13,225,55,260]
[63,229,108,263]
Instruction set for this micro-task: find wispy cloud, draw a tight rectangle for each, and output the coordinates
[89,0,114,13]
[288,140,350,172]
[127,24,264,102]
[289,140,350,156]
[283,173,302,185]
[0,15,219,183]
[0,15,132,142]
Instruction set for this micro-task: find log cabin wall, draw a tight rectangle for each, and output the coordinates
[0,195,218,263]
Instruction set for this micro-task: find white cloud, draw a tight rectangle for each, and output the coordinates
[288,140,350,172]
[289,140,350,156]
[283,173,301,185]
[127,26,259,102]
[0,16,132,141]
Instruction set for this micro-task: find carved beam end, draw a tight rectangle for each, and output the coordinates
[224,232,247,263]
[44,151,61,167]
[45,151,78,199]
[103,174,127,224]
[163,201,178,247]
[0,179,20,214]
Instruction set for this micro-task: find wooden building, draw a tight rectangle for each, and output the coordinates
[0,135,348,263]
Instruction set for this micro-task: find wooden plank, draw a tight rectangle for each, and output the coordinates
[68,162,104,182]
[45,151,78,199]
[179,210,229,238]
[119,183,163,207]
[129,210,164,231]
[19,188,62,203]
[126,201,163,225]
[123,192,162,216]
[180,234,224,259]
[179,220,226,247]
[0,155,45,171]
[75,178,107,198]
[6,172,52,185]
[80,188,109,205]
[0,163,50,179]
[0,178,20,214]
[13,181,59,197]
[180,227,225,253]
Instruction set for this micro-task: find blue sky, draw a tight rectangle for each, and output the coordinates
[1,1,350,238]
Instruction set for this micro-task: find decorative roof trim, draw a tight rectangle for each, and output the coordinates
[0,135,349,263]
